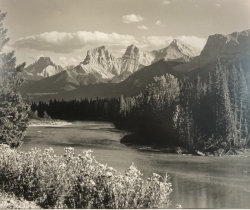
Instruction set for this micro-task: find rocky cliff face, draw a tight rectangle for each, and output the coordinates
[201,30,250,57]
[82,46,120,75]
[22,57,64,80]
[70,46,118,84]
[174,29,250,72]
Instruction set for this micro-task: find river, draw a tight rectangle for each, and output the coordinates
[21,121,250,209]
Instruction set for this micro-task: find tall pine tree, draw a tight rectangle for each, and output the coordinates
[0,11,29,148]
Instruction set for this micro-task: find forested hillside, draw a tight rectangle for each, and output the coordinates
[115,59,250,152]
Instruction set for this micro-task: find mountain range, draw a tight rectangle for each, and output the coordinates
[19,29,250,102]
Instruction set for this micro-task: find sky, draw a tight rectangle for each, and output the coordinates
[0,0,250,67]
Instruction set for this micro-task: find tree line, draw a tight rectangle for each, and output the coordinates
[30,97,120,121]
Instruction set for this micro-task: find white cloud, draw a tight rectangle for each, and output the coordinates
[138,25,149,30]
[59,56,67,62]
[162,1,170,5]
[155,20,165,27]
[69,57,77,64]
[122,14,143,23]
[215,4,221,7]
[59,56,80,66]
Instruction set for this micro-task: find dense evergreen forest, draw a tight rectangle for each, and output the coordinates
[30,60,250,152]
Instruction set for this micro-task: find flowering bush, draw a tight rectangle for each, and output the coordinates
[0,191,40,209]
[0,144,172,208]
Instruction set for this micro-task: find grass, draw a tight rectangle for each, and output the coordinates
[0,144,173,209]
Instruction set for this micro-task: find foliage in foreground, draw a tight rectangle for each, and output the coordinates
[0,191,40,209]
[0,144,172,209]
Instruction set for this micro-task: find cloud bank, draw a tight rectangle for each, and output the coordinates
[12,31,206,57]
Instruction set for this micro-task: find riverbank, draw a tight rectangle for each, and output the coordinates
[28,119,72,127]
[121,133,250,157]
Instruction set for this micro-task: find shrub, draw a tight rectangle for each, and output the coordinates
[0,191,40,209]
[0,144,172,208]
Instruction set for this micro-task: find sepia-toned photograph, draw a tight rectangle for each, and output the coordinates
[0,0,250,208]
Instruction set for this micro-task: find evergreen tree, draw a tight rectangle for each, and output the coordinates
[0,11,29,148]
[119,95,126,116]
[212,60,234,148]
[235,64,249,147]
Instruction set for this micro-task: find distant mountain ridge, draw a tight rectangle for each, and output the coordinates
[21,57,64,80]
[151,39,200,63]
[22,39,200,83]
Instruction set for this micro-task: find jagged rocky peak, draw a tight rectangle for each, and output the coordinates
[169,39,189,50]
[123,44,139,56]
[82,46,116,65]
[168,39,200,57]
[22,56,64,80]
[122,44,154,66]
[170,38,180,46]
[151,39,200,63]
[79,45,121,76]
[36,57,55,65]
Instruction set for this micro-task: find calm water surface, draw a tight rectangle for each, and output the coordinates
[21,121,250,209]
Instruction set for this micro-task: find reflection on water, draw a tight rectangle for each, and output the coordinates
[21,121,250,209]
